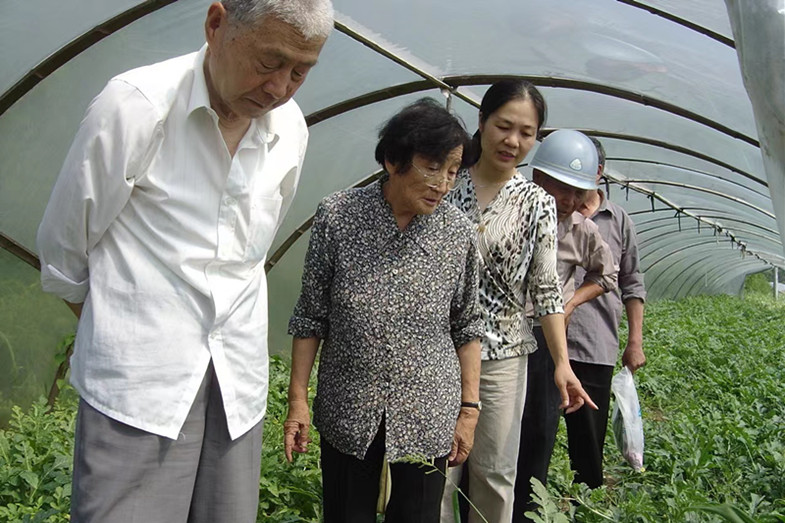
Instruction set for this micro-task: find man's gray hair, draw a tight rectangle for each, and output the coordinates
[222,0,334,40]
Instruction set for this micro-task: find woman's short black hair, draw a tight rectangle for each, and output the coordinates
[466,79,548,166]
[374,98,471,173]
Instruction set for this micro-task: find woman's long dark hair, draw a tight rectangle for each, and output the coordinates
[466,79,547,166]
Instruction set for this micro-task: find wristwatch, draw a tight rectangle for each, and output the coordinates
[460,401,482,411]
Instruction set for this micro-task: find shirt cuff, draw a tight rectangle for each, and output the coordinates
[288,316,328,339]
[40,263,89,303]
[451,319,484,349]
[584,273,617,293]
[533,303,564,318]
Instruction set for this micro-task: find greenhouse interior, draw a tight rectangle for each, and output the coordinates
[1,0,784,519]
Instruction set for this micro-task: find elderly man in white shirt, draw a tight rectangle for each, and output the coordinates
[36,1,332,521]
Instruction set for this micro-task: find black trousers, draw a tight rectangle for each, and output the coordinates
[320,421,448,523]
[513,333,615,522]
[513,326,561,522]
[564,361,614,489]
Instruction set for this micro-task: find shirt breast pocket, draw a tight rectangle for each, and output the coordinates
[244,194,283,263]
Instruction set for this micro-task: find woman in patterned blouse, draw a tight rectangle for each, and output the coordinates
[284,98,484,523]
[440,80,597,523]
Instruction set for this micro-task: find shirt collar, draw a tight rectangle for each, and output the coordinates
[188,44,278,147]
[557,211,583,239]
[595,189,616,217]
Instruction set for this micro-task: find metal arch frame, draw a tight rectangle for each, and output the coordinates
[0,1,775,287]
[643,242,752,297]
[644,250,720,299]
[641,237,734,267]
[306,74,760,148]
[599,175,774,265]
[605,157,770,198]
[635,220,781,249]
[0,0,177,118]
[637,211,783,267]
[638,233,766,264]
[635,213,780,239]
[683,259,766,297]
[0,234,39,271]
[578,130,764,187]
[629,208,780,237]
[647,242,773,295]
[265,168,384,272]
[616,0,735,49]
[661,251,741,299]
[310,89,764,183]
[612,179,774,219]
[600,178,770,223]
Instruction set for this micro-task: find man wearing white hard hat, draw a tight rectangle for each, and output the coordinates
[513,129,618,521]
[564,137,646,488]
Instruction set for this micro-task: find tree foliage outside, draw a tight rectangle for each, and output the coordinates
[1,285,784,521]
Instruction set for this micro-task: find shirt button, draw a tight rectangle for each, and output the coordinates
[224,197,236,206]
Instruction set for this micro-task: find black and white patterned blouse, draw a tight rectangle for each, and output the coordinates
[444,168,563,361]
[289,176,483,461]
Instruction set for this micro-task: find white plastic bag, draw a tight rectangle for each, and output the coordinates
[610,366,644,471]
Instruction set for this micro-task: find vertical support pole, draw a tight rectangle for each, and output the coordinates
[775,266,779,301]
[441,88,453,111]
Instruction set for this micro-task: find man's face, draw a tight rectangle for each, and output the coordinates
[533,170,588,222]
[204,5,326,120]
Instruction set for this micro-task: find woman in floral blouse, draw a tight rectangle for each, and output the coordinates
[284,98,484,523]
[440,80,597,523]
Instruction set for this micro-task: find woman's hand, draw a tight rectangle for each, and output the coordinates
[554,362,599,414]
[449,408,479,467]
[284,399,312,462]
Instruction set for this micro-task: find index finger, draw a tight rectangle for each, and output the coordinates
[284,430,295,462]
[581,388,598,410]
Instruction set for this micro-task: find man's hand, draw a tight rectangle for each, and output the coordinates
[622,340,646,373]
[448,408,479,467]
[554,362,599,414]
[283,399,311,462]
[563,300,576,327]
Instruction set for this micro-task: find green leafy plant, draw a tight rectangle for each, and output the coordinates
[530,294,785,521]
[257,355,323,522]
[0,392,76,522]
[3,292,784,522]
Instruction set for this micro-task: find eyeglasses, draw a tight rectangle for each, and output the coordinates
[411,163,459,191]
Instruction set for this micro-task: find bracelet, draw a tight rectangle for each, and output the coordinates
[460,401,482,411]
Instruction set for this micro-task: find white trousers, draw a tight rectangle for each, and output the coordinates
[441,355,529,523]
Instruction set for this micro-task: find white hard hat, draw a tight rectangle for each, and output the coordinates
[530,130,599,190]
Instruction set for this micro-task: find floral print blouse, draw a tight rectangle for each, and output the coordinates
[444,168,563,361]
[288,176,483,461]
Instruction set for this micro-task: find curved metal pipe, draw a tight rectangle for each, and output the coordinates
[0,233,39,271]
[616,179,774,219]
[264,169,384,273]
[605,157,769,196]
[308,75,759,149]
[683,259,764,297]
[645,242,742,294]
[615,0,734,48]
[0,0,178,118]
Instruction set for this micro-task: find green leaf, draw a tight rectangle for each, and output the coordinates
[18,470,39,490]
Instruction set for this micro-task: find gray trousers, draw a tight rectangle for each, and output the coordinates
[70,365,263,523]
[441,355,529,523]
